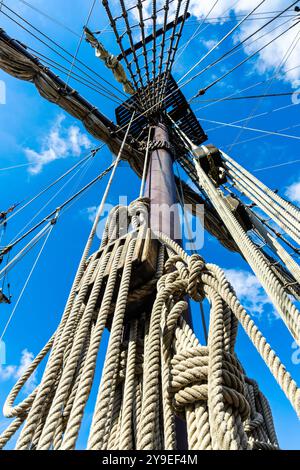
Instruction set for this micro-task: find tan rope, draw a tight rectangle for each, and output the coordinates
[2,198,298,450]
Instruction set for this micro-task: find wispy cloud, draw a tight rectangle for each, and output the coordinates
[0,349,37,393]
[201,39,219,50]
[224,268,278,321]
[24,114,92,175]
[185,1,300,87]
[285,178,300,204]
[233,1,300,88]
[85,206,98,223]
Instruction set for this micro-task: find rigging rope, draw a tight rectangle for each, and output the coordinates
[222,151,300,245]
[0,164,115,258]
[0,220,56,342]
[178,0,268,85]
[170,120,300,335]
[0,3,128,102]
[192,152,300,344]
[1,199,299,450]
[199,118,300,142]
[0,146,104,229]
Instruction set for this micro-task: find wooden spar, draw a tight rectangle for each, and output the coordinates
[145,123,181,241]
[145,122,189,450]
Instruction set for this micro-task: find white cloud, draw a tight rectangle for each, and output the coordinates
[0,349,37,393]
[285,179,300,204]
[189,0,232,20]
[24,114,92,175]
[202,39,219,51]
[173,0,300,87]
[232,1,300,88]
[86,206,98,223]
[224,268,277,320]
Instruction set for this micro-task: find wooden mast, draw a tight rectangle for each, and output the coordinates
[145,122,180,241]
[145,119,189,449]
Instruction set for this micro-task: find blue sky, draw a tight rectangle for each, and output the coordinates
[0,0,300,449]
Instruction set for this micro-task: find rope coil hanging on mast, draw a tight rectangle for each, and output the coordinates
[1,195,299,450]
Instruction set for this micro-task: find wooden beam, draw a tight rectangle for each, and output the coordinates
[0,28,141,167]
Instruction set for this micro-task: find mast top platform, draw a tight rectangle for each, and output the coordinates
[115,73,207,157]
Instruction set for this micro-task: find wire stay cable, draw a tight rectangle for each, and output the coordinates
[253,159,300,172]
[16,0,80,37]
[0,146,105,228]
[188,7,299,101]
[139,126,152,198]
[0,164,114,257]
[178,0,268,84]
[0,224,55,342]
[200,19,300,95]
[0,3,128,101]
[8,157,94,246]
[224,123,300,148]
[200,118,300,141]
[193,64,300,112]
[204,102,298,133]
[174,0,220,65]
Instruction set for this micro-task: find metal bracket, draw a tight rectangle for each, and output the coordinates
[194,144,227,187]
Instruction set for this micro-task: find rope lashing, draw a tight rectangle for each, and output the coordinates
[138,139,176,156]
[1,198,299,450]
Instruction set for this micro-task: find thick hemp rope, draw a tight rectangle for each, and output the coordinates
[0,199,298,450]
[194,158,300,346]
